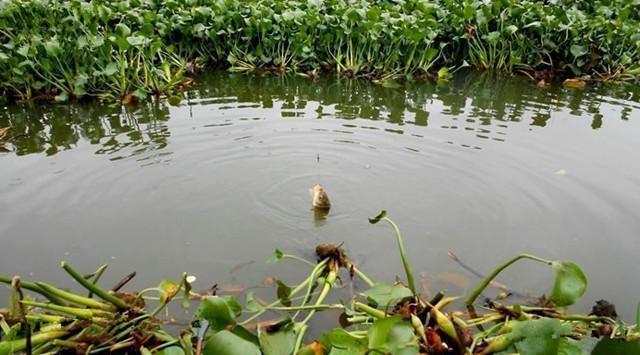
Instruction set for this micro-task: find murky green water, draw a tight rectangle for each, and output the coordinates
[1,72,640,319]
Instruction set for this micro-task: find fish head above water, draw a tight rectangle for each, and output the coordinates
[311,184,331,209]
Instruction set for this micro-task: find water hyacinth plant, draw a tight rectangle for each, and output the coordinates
[1,0,639,103]
[1,211,640,354]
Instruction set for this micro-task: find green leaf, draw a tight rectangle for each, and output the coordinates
[259,318,297,355]
[54,92,69,103]
[158,279,179,304]
[437,67,450,79]
[267,249,284,264]
[549,261,587,307]
[276,280,292,307]
[43,39,61,56]
[168,95,182,106]
[127,36,148,47]
[203,330,261,355]
[570,45,588,58]
[558,338,584,355]
[511,318,572,355]
[103,62,118,76]
[363,283,412,308]
[368,316,419,355]
[321,328,366,354]
[368,211,387,224]
[592,338,640,355]
[115,23,131,36]
[245,291,263,312]
[196,296,241,331]
[156,346,186,355]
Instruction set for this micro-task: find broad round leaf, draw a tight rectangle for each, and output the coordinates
[368,316,419,355]
[197,296,241,331]
[258,319,297,355]
[203,330,261,355]
[550,261,587,307]
[362,282,412,308]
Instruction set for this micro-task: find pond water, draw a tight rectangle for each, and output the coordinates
[1,72,640,320]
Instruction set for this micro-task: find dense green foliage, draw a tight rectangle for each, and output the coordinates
[1,0,639,102]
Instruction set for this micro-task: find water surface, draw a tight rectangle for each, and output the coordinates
[1,72,639,319]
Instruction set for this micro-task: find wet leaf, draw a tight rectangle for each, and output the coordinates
[115,23,131,36]
[558,338,584,355]
[168,95,182,106]
[570,45,587,58]
[437,67,450,79]
[203,330,261,355]
[158,279,179,304]
[156,346,186,355]
[54,92,69,103]
[368,316,419,355]
[321,328,366,354]
[368,210,387,224]
[512,318,572,354]
[245,291,263,312]
[267,248,284,264]
[363,282,412,308]
[126,36,148,47]
[276,280,292,307]
[259,318,297,355]
[592,338,640,355]
[197,296,242,331]
[549,261,587,306]
[103,62,118,76]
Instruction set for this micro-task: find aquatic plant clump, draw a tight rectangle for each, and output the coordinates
[1,211,639,354]
[0,0,639,102]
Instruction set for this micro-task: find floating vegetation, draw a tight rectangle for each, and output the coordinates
[1,211,639,354]
[0,0,639,103]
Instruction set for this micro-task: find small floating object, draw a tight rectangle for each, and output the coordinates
[311,184,331,210]
[563,78,586,89]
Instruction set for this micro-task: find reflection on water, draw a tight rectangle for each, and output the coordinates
[0,102,171,159]
[1,71,638,159]
[2,71,640,321]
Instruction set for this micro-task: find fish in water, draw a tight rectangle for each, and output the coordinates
[310,184,331,209]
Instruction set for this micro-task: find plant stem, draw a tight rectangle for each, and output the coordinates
[354,302,386,319]
[382,216,416,295]
[465,254,552,306]
[346,263,375,287]
[239,275,314,326]
[35,282,114,311]
[294,261,338,353]
[283,254,316,267]
[87,264,108,298]
[60,262,128,309]
[0,330,69,353]
[21,300,111,320]
[0,275,66,305]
